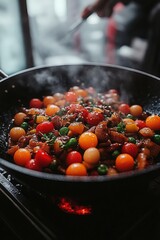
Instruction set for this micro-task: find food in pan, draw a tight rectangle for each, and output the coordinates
[7,86,160,176]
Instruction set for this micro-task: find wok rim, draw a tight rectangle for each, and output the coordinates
[1,62,160,183]
[1,62,160,82]
[1,157,160,183]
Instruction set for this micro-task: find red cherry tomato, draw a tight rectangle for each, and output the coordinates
[121,143,138,158]
[29,98,43,108]
[35,149,52,167]
[36,121,54,134]
[65,91,77,103]
[66,151,82,166]
[135,119,146,129]
[67,104,89,119]
[119,104,130,114]
[25,159,42,171]
[86,111,104,126]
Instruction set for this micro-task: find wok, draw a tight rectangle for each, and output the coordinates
[1,63,160,202]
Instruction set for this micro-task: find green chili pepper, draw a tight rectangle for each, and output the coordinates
[117,122,125,133]
[64,138,77,149]
[128,137,136,144]
[59,127,69,136]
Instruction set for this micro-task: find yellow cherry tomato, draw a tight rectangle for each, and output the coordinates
[36,115,47,124]
[83,147,100,165]
[14,148,31,166]
[125,123,139,133]
[78,132,98,150]
[9,127,26,141]
[66,163,87,176]
[145,115,160,130]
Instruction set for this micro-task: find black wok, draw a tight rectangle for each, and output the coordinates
[1,63,160,202]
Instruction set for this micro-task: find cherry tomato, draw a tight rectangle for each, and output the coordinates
[145,115,160,130]
[29,98,43,108]
[45,104,60,116]
[67,104,89,119]
[130,105,143,117]
[36,121,54,134]
[121,143,138,158]
[35,149,52,167]
[9,127,26,141]
[66,151,82,166]
[86,111,104,126]
[78,132,98,150]
[66,163,87,176]
[135,119,146,129]
[14,112,27,126]
[115,153,135,172]
[43,96,55,107]
[25,159,42,171]
[14,148,31,166]
[83,147,100,165]
[68,122,84,134]
[119,104,130,114]
[75,89,88,98]
[65,91,77,103]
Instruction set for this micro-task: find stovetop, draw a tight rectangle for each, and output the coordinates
[1,166,160,240]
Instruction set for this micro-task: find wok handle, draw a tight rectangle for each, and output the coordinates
[0,70,8,81]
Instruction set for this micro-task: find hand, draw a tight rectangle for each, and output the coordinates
[81,0,119,19]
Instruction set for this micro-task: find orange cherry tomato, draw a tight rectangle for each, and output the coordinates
[45,104,60,116]
[75,89,88,98]
[43,96,55,107]
[9,127,26,141]
[130,105,143,117]
[145,115,160,130]
[14,112,27,126]
[115,153,135,172]
[14,148,31,166]
[68,122,84,135]
[78,132,98,150]
[66,163,87,176]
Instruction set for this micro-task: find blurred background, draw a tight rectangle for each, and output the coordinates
[0,0,149,75]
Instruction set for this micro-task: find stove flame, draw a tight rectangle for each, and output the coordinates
[57,197,92,215]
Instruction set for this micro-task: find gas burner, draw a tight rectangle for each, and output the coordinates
[1,166,160,240]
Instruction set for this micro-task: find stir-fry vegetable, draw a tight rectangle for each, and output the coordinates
[6,85,160,177]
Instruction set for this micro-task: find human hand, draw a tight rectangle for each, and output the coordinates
[81,0,119,19]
